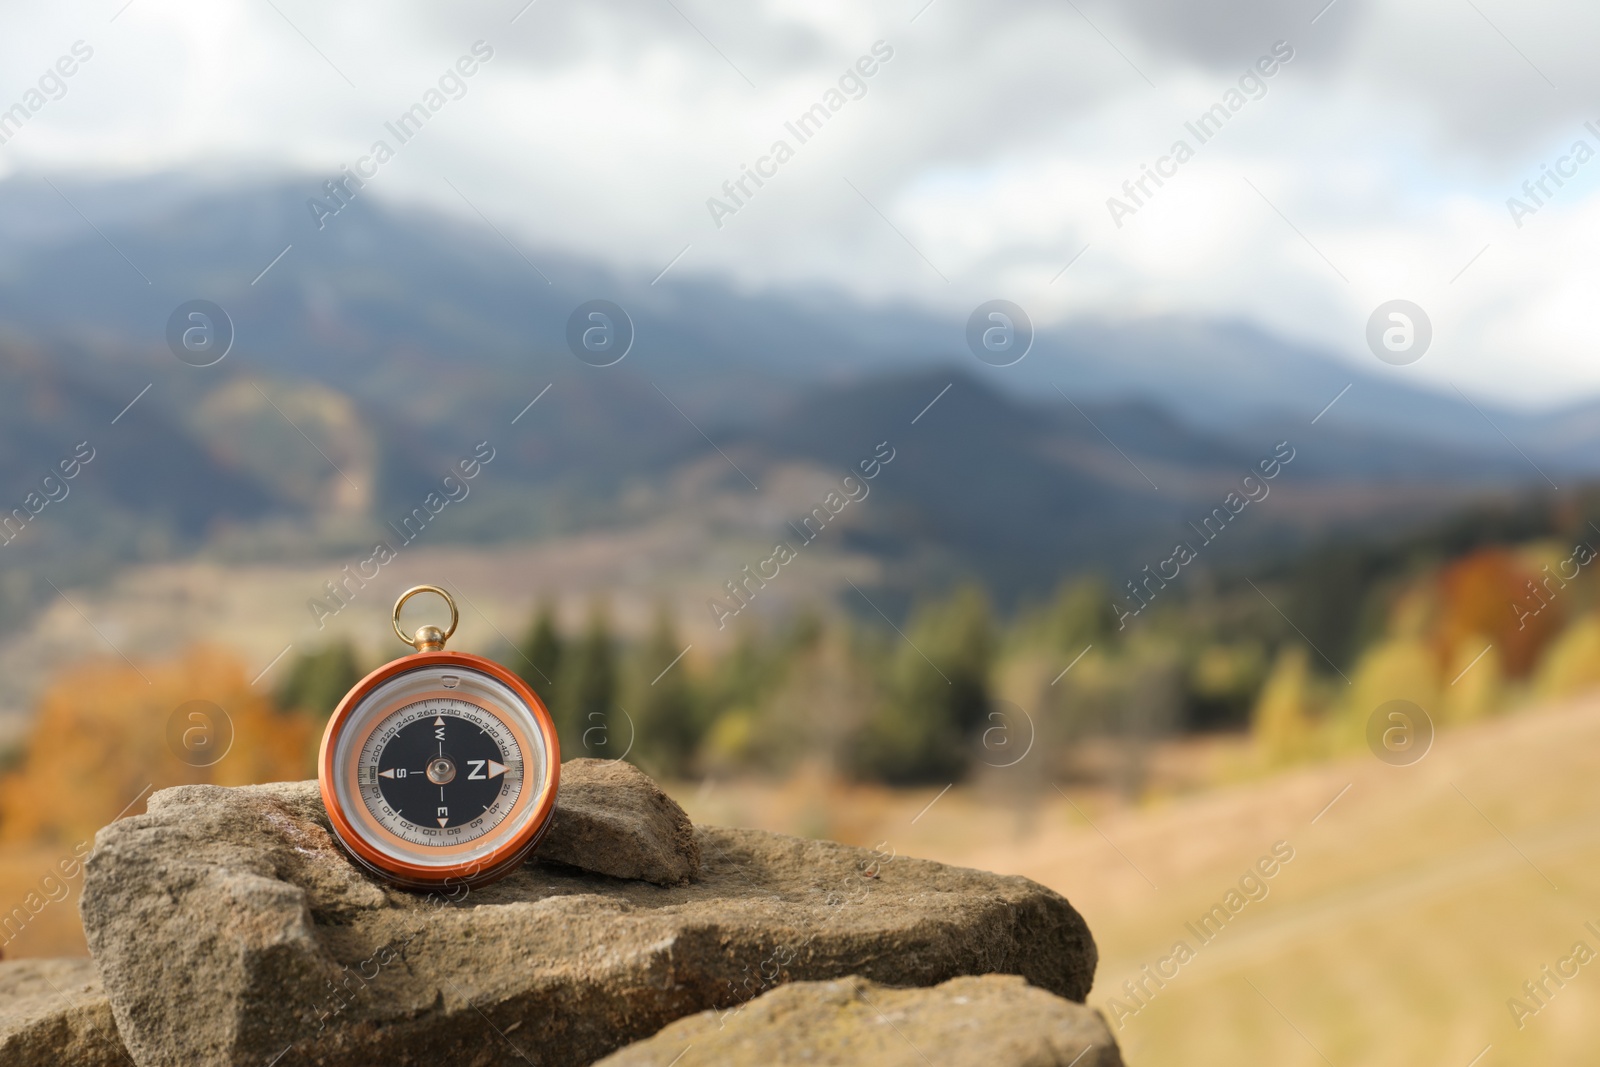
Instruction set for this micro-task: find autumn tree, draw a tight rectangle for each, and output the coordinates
[1252,645,1318,764]
[1434,547,1561,678]
[1533,614,1600,702]
[0,646,315,846]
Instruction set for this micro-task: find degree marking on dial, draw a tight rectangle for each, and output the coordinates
[354,695,531,849]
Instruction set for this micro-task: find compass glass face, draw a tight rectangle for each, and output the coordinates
[327,664,551,872]
[360,699,524,847]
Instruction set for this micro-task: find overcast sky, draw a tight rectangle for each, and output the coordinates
[2,0,1597,406]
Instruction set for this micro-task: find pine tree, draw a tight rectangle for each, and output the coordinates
[561,602,617,757]
[516,599,564,712]
[850,585,996,783]
[275,641,362,721]
[1050,577,1115,652]
[633,606,699,777]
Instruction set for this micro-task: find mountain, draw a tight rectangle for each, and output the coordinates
[0,171,1585,620]
[0,344,281,540]
[0,172,1594,476]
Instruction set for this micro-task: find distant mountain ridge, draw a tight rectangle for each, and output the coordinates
[0,171,1584,619]
[0,171,1592,478]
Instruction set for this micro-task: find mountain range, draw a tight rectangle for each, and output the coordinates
[0,172,1584,621]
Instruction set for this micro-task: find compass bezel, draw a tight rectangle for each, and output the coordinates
[318,649,560,890]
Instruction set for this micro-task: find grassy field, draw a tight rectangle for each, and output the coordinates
[682,695,1600,1066]
[6,693,1600,1064]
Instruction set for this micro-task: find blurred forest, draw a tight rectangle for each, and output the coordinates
[6,491,1600,854]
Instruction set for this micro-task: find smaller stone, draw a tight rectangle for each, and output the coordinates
[536,758,700,885]
[0,958,130,1067]
[596,973,1124,1067]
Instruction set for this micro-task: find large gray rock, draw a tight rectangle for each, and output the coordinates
[539,758,699,885]
[0,958,129,1066]
[81,768,1096,1067]
[598,974,1124,1066]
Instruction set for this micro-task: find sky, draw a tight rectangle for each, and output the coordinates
[1,0,1598,406]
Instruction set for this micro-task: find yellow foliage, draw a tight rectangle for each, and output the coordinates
[1532,614,1600,703]
[1388,584,1436,642]
[993,649,1052,710]
[1330,637,1439,753]
[1252,645,1317,765]
[0,645,316,846]
[1437,635,1502,726]
[703,708,758,771]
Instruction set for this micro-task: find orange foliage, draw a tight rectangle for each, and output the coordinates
[1433,548,1560,678]
[0,645,316,846]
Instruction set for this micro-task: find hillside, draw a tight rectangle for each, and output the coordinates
[2,172,1587,648]
[0,341,1526,640]
[8,637,1600,1062]
[683,693,1600,1065]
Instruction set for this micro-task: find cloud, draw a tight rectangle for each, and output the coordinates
[0,0,1597,404]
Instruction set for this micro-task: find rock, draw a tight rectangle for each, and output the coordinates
[597,974,1124,1067]
[82,773,1096,1067]
[537,758,699,885]
[0,957,130,1066]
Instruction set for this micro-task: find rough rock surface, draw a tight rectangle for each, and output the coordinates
[0,958,129,1066]
[598,974,1124,1066]
[81,770,1096,1067]
[538,758,699,885]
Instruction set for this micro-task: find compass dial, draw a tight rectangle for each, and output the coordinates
[320,656,558,889]
[359,701,524,847]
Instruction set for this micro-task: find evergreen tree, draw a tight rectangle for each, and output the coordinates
[561,602,617,757]
[633,606,700,777]
[849,585,995,783]
[1050,577,1116,651]
[275,641,362,721]
[709,626,767,718]
[515,599,564,712]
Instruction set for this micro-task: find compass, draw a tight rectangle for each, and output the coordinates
[318,585,560,890]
